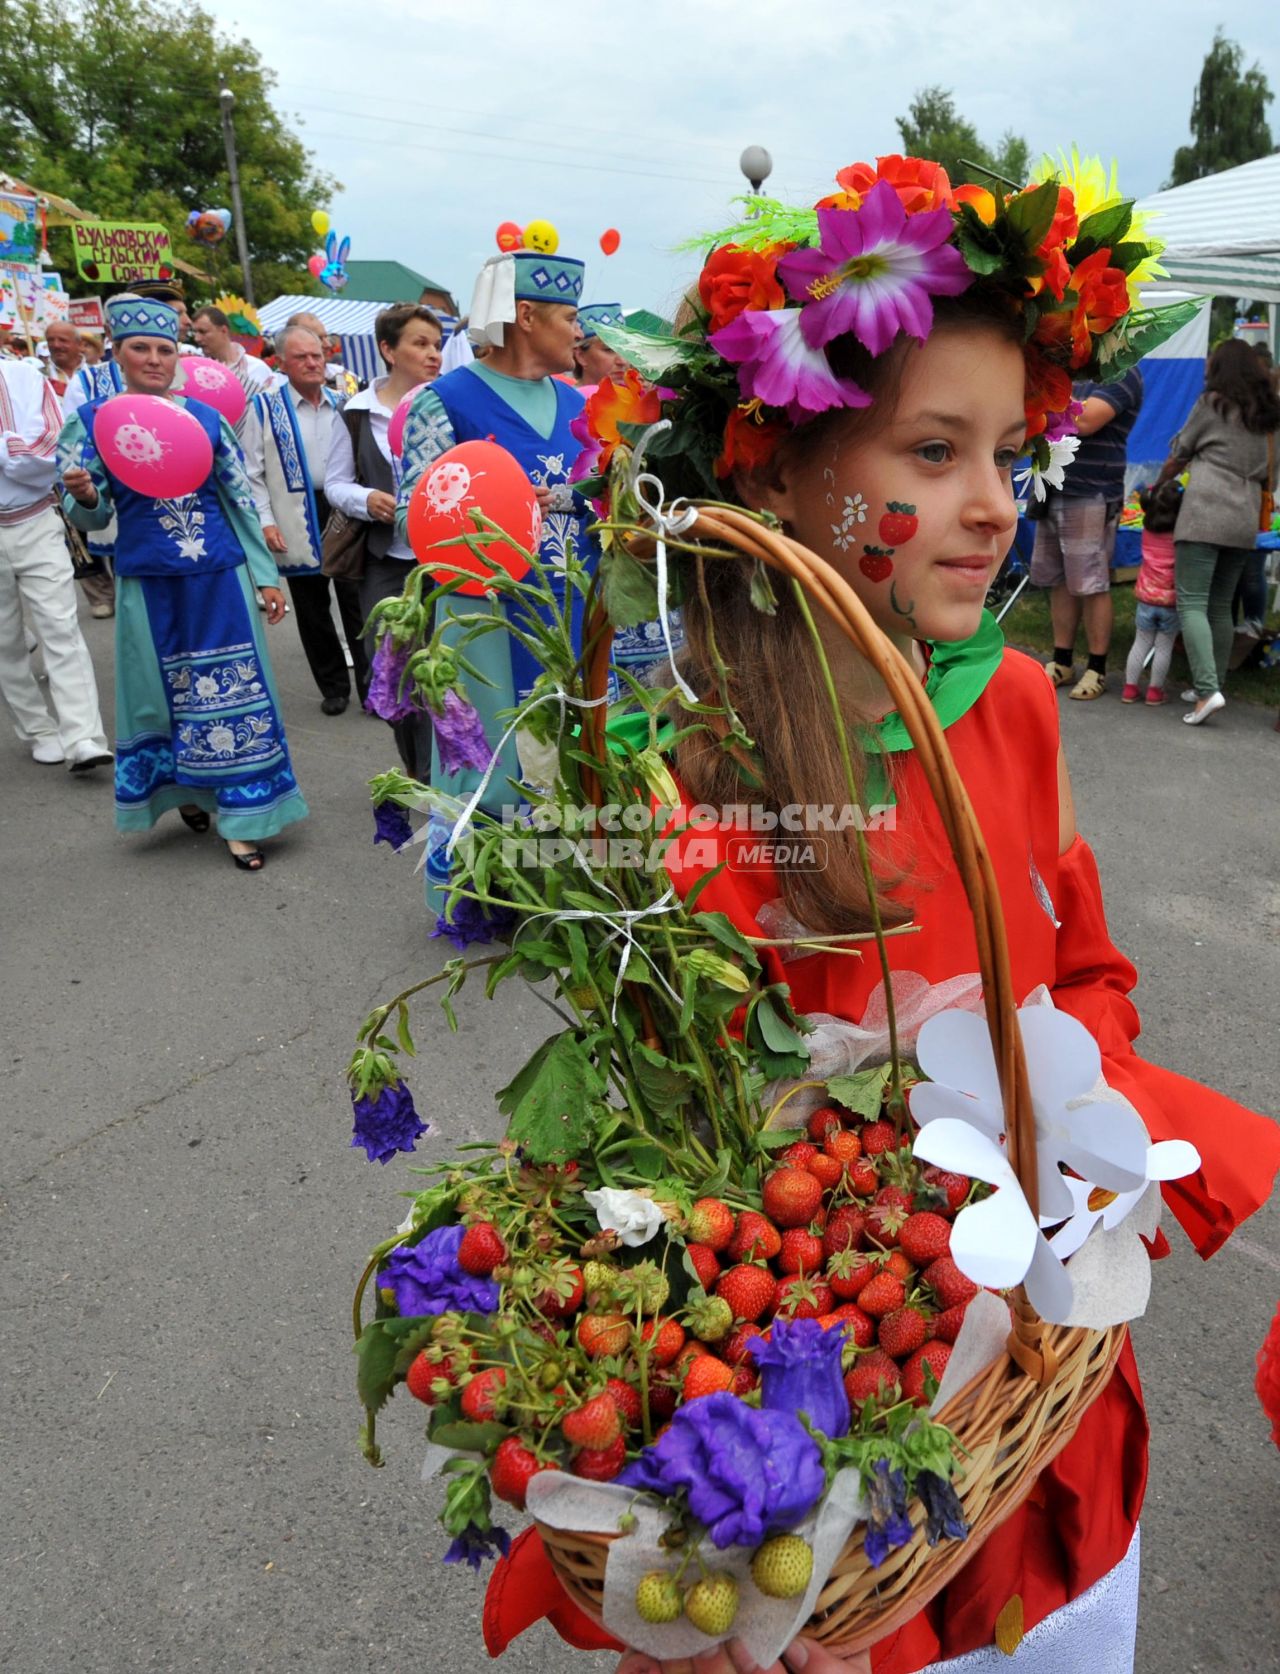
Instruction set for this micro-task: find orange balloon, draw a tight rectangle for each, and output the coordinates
[599,227,621,256]
[495,220,523,252]
[407,441,539,596]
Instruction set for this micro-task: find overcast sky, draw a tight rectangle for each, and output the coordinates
[204,0,1279,315]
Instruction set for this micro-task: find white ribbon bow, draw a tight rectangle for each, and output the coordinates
[628,425,699,705]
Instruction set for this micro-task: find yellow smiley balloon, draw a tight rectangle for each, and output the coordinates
[522,218,559,255]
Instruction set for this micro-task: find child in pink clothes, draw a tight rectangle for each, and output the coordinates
[1122,481,1182,704]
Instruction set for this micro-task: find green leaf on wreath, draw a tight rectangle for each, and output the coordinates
[428,1418,510,1454]
[631,1040,698,1110]
[826,1062,893,1119]
[600,546,661,629]
[496,1031,606,1162]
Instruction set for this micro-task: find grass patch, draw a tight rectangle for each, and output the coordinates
[999,579,1279,708]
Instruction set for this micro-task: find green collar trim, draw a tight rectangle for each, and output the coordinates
[868,609,1005,755]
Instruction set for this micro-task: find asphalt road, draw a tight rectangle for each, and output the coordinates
[2,601,1277,1674]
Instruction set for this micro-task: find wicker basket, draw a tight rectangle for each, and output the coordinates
[538,504,1127,1652]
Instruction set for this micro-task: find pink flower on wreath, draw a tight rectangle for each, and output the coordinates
[709,306,870,423]
[778,180,973,356]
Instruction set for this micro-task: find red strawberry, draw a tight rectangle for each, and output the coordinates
[867,1185,913,1247]
[459,1366,508,1422]
[885,1249,917,1284]
[847,1158,879,1196]
[405,1349,454,1405]
[859,1119,897,1157]
[844,1351,900,1405]
[638,1317,686,1367]
[901,1341,953,1404]
[899,1212,952,1268]
[724,1322,766,1365]
[606,1376,642,1429]
[729,1364,758,1397]
[828,1302,875,1348]
[808,1106,844,1143]
[922,1165,972,1213]
[806,1153,844,1190]
[717,1263,778,1322]
[563,1392,623,1451]
[858,547,894,583]
[774,1274,834,1320]
[859,1272,906,1318]
[682,1355,735,1401]
[686,1242,722,1292]
[925,1256,980,1311]
[762,1168,823,1229]
[572,1434,628,1481]
[490,1436,553,1509]
[577,1312,631,1359]
[645,1372,680,1422]
[728,1212,782,1262]
[826,1249,875,1300]
[823,1205,868,1260]
[932,1303,969,1344]
[536,1264,585,1319]
[687,1197,735,1252]
[823,1130,863,1168]
[778,1227,825,1275]
[457,1221,506,1275]
[878,502,918,545]
[877,1305,928,1360]
[780,1141,818,1168]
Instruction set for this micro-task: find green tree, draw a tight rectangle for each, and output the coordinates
[0,0,338,303]
[895,86,1031,187]
[1168,28,1274,186]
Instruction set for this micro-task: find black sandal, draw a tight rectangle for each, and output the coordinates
[179,806,211,833]
[228,845,266,871]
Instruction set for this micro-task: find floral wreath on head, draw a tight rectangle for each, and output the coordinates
[572,151,1199,508]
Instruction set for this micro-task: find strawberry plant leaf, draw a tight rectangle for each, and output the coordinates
[826,1063,893,1119]
[496,1031,605,1163]
[355,1316,436,1414]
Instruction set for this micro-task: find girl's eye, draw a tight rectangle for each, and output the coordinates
[994,448,1019,470]
[915,441,951,464]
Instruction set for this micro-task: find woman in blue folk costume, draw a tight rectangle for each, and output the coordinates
[58,295,308,872]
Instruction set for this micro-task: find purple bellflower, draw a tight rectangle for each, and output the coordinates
[443,1522,512,1571]
[350,1080,429,1164]
[373,800,414,851]
[430,687,492,778]
[863,1458,913,1568]
[379,1223,500,1318]
[618,1391,826,1549]
[916,1470,968,1548]
[750,1316,852,1439]
[778,181,972,356]
[365,635,420,723]
[430,893,519,951]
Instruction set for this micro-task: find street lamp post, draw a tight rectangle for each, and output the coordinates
[739,145,773,195]
[219,87,255,306]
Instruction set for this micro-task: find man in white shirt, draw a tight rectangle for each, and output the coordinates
[191,305,273,431]
[41,320,118,619]
[241,326,368,713]
[0,356,112,770]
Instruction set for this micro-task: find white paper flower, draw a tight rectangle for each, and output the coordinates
[911,1005,1150,1222]
[584,1187,665,1248]
[911,1116,1074,1321]
[1048,1139,1200,1259]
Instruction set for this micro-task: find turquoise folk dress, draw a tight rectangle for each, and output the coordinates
[59,394,309,840]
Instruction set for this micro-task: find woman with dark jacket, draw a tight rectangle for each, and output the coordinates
[1162,339,1280,725]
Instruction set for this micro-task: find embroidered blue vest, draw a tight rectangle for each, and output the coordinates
[430,366,595,701]
[84,396,245,579]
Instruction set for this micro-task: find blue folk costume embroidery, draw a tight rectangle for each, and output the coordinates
[75,394,307,831]
[253,383,338,575]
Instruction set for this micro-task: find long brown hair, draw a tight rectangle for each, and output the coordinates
[673,289,1023,935]
[1204,338,1280,434]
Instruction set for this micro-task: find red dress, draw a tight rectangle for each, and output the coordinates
[484,643,1280,1668]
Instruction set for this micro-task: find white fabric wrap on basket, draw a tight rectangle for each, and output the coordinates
[523,1291,1014,1665]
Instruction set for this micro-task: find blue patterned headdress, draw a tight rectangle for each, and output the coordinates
[511,252,585,305]
[577,303,624,341]
[104,294,179,345]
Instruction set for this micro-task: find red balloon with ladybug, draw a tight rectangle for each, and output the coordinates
[406,440,540,597]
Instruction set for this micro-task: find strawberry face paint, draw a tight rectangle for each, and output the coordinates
[879,501,918,544]
[858,546,894,583]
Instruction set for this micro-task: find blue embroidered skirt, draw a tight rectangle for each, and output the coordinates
[113,564,309,839]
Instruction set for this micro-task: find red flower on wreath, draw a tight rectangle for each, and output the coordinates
[698,244,787,334]
[714,400,789,480]
[580,369,661,471]
[1033,247,1131,367]
[1029,186,1079,303]
[1023,347,1074,440]
[822,155,956,216]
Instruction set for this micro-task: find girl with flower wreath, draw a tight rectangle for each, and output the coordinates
[482,154,1280,1674]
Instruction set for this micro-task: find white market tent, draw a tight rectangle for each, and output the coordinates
[257,294,388,384]
[1135,153,1280,307]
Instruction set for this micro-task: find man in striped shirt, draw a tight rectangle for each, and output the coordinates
[0,356,112,770]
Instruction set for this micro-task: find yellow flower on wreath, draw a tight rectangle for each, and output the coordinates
[1034,147,1166,304]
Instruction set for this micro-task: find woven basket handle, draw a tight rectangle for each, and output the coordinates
[583,509,1055,1379]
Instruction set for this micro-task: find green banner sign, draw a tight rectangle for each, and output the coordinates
[71,221,173,283]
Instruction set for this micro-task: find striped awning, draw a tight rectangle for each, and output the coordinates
[258,294,390,384]
[1136,155,1280,303]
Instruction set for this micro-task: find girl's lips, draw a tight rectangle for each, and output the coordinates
[935,557,993,582]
